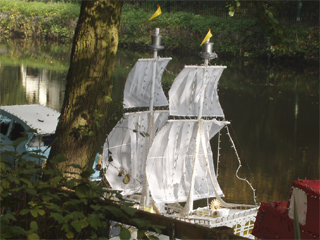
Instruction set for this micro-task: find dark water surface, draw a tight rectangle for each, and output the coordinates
[1,41,319,204]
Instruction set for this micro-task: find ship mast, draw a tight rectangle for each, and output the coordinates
[140,28,164,210]
[180,37,218,216]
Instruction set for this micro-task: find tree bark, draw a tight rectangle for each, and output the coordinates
[47,0,123,179]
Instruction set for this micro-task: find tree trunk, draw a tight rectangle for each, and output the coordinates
[47,0,123,179]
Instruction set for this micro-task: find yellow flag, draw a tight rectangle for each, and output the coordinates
[149,4,162,21]
[200,28,213,46]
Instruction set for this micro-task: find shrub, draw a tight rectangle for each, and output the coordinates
[0,137,159,239]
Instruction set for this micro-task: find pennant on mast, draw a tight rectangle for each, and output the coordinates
[200,28,212,46]
[149,4,162,21]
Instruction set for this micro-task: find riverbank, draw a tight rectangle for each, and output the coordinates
[0,0,318,61]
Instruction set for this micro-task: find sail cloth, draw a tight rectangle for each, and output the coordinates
[146,118,228,203]
[169,65,226,117]
[124,58,171,109]
[102,111,169,196]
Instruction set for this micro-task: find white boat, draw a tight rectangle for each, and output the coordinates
[101,29,259,238]
[0,104,60,166]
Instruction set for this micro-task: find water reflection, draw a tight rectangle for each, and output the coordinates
[0,43,319,204]
[20,65,66,111]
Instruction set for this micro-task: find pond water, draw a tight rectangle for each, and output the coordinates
[0,41,319,205]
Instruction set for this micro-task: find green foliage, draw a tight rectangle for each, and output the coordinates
[226,0,241,17]
[0,0,318,59]
[0,0,79,42]
[0,0,79,19]
[0,138,157,239]
[120,3,318,59]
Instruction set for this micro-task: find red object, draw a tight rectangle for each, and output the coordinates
[252,179,320,239]
[95,164,101,171]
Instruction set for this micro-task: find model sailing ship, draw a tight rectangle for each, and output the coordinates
[100,28,259,238]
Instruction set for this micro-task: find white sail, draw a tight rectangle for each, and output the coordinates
[124,58,171,109]
[102,111,168,195]
[146,119,228,203]
[169,66,226,117]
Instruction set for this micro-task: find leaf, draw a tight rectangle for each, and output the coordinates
[50,212,64,224]
[119,226,131,240]
[10,186,22,192]
[118,170,124,177]
[1,232,13,239]
[105,96,112,102]
[19,209,30,215]
[30,221,38,231]
[30,209,38,218]
[0,162,6,171]
[20,178,33,188]
[120,205,137,216]
[66,178,81,188]
[50,176,64,185]
[26,189,37,195]
[12,135,29,146]
[151,225,165,234]
[123,174,130,184]
[105,205,125,218]
[65,199,82,207]
[87,214,101,230]
[92,111,103,118]
[38,181,51,190]
[148,234,160,240]
[21,168,38,175]
[71,211,85,219]
[36,208,45,216]
[139,132,146,137]
[79,217,89,228]
[71,220,82,232]
[144,132,149,137]
[62,223,70,232]
[130,218,149,228]
[9,226,27,236]
[2,212,17,222]
[75,183,91,198]
[90,205,102,211]
[81,129,87,136]
[66,231,74,239]
[7,175,20,184]
[28,233,40,240]
[1,179,10,189]
[138,228,147,239]
[28,201,37,207]
[80,167,95,178]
